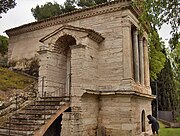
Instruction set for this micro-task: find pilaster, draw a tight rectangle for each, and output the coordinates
[143,40,150,87]
[132,29,140,83]
[139,37,144,85]
[122,17,133,83]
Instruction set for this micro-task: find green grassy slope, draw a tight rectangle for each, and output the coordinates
[159,122,180,136]
[0,67,35,100]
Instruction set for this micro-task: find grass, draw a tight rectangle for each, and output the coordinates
[0,67,35,100]
[159,121,180,136]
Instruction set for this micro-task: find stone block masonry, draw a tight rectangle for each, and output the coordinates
[6,0,154,135]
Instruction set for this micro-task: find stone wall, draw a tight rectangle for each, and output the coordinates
[81,94,99,136]
[8,7,133,90]
[131,97,152,135]
[6,1,153,136]
[99,95,133,135]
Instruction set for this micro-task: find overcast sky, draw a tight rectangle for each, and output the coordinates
[0,0,65,36]
[0,0,171,43]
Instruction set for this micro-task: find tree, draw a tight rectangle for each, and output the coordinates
[31,2,64,21]
[134,0,179,35]
[157,58,178,111]
[134,0,180,81]
[148,31,166,81]
[62,0,76,13]
[0,35,8,56]
[76,0,109,8]
[31,0,110,21]
[31,0,78,21]
[0,0,16,15]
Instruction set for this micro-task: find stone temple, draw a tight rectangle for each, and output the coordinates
[5,0,154,135]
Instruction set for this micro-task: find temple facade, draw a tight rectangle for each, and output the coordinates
[6,0,154,135]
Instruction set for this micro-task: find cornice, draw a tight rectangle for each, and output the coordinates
[84,89,155,99]
[6,0,134,37]
[39,25,105,44]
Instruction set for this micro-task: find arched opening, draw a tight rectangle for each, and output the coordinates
[44,114,62,136]
[141,110,146,132]
[54,35,76,97]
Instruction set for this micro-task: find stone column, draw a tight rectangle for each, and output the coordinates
[38,44,49,97]
[122,18,133,82]
[143,40,150,87]
[139,37,144,85]
[70,44,85,135]
[133,29,140,83]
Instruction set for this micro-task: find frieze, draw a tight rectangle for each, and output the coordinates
[6,0,136,36]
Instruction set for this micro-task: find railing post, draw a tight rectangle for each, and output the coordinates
[8,117,11,136]
[42,76,45,97]
[15,93,18,110]
[155,81,158,119]
[44,92,46,124]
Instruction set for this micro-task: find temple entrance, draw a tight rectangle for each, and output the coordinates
[54,35,76,97]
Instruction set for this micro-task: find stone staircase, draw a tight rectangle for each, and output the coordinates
[0,97,70,136]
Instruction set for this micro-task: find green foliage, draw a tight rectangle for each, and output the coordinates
[31,0,111,21]
[134,0,179,34]
[170,42,180,109]
[0,0,16,15]
[157,58,178,111]
[31,2,64,21]
[149,31,166,81]
[63,0,76,13]
[0,67,34,91]
[0,35,8,56]
[76,0,109,8]
[133,0,180,81]
[76,0,95,7]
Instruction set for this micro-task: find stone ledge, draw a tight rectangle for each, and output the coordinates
[84,89,155,99]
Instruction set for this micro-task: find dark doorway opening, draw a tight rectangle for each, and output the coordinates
[141,110,145,132]
[44,114,62,136]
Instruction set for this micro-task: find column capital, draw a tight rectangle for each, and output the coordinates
[121,17,132,27]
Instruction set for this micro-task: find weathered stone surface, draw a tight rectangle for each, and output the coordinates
[6,0,154,136]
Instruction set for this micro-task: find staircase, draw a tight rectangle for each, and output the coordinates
[0,97,70,136]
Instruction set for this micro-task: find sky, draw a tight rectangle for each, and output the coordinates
[0,0,171,44]
[0,0,65,36]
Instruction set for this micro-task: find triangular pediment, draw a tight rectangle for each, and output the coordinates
[39,25,104,44]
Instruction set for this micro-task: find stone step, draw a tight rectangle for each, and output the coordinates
[39,96,70,101]
[18,110,55,115]
[0,128,33,136]
[24,105,60,111]
[0,124,39,131]
[10,118,44,124]
[29,102,63,106]
[11,115,51,121]
[0,97,69,136]
[5,120,42,127]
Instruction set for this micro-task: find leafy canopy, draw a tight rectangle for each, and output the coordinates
[31,2,64,21]
[31,0,110,21]
[0,0,16,16]
[0,35,8,56]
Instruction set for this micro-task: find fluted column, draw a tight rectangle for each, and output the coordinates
[133,29,140,83]
[143,40,150,87]
[122,18,133,81]
[139,37,144,85]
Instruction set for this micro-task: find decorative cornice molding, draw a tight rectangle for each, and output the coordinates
[84,89,155,99]
[39,25,104,44]
[6,0,135,37]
